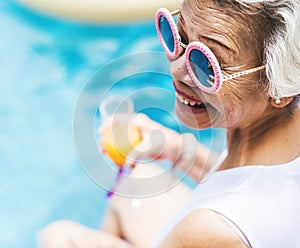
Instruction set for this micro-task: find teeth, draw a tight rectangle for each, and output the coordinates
[176,93,203,107]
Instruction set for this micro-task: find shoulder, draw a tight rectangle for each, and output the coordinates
[158,209,247,248]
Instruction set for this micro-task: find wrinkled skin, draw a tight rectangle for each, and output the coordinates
[172,0,269,130]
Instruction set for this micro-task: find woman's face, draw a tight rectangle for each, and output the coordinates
[171,0,270,130]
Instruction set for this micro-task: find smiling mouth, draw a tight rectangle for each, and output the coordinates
[175,92,206,108]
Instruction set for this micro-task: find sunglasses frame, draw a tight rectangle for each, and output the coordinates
[155,8,265,94]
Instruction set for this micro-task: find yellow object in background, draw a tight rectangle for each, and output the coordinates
[102,122,142,167]
[16,0,181,23]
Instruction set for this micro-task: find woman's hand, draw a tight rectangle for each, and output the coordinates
[99,113,182,167]
[125,113,185,166]
[125,114,221,182]
[99,113,217,181]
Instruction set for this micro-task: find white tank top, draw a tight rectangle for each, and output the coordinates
[156,156,300,248]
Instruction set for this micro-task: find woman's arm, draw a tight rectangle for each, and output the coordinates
[99,113,220,182]
[173,133,220,182]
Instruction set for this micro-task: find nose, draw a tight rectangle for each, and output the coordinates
[170,55,196,87]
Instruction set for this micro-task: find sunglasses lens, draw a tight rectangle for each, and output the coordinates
[159,15,175,53]
[189,49,215,88]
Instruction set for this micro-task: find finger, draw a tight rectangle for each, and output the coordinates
[125,130,167,166]
[125,139,155,166]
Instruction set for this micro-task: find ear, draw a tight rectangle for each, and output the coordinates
[270,97,294,108]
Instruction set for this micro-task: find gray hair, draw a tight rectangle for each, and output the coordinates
[235,0,300,99]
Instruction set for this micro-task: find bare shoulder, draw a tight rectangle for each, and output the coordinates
[158,209,248,248]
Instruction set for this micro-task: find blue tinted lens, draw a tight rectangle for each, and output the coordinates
[159,15,175,52]
[189,49,215,88]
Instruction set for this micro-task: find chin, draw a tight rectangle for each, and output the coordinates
[175,101,213,130]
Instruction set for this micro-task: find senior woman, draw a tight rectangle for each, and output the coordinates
[39,0,300,247]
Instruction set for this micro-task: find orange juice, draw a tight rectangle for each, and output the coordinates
[102,122,142,167]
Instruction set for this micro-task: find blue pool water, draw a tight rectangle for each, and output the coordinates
[0,2,225,248]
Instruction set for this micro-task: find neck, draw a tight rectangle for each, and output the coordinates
[220,107,300,170]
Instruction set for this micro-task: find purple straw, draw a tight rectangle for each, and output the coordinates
[107,167,125,198]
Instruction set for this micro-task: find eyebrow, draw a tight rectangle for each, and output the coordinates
[199,35,234,54]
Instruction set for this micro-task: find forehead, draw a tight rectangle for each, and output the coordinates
[180,0,253,44]
[179,0,260,64]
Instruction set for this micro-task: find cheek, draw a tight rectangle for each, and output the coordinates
[209,87,248,126]
[221,94,268,128]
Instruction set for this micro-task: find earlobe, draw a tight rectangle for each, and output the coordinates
[270,97,294,108]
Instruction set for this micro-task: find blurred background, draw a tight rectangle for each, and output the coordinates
[0,1,176,247]
[0,1,224,247]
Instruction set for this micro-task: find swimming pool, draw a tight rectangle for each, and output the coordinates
[0,2,225,247]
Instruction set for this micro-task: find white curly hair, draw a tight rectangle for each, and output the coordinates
[235,0,300,99]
